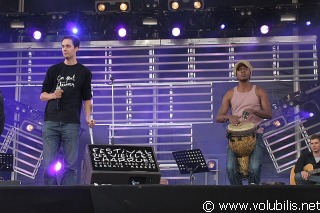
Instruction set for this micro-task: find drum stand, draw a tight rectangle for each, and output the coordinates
[172,149,209,185]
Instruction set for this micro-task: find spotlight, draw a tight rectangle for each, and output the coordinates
[305,21,311,26]
[206,159,218,173]
[48,160,63,175]
[220,24,226,30]
[260,116,287,132]
[97,3,106,12]
[20,120,43,137]
[168,0,204,11]
[193,1,202,9]
[272,119,284,128]
[55,161,62,171]
[207,160,215,170]
[145,0,159,9]
[66,22,79,34]
[260,25,269,34]
[300,100,320,119]
[119,3,128,11]
[72,27,78,34]
[152,2,158,8]
[33,31,42,40]
[170,1,179,10]
[172,27,181,37]
[95,1,131,12]
[26,124,35,132]
[118,27,127,37]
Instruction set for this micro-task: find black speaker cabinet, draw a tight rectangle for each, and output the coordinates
[81,144,161,185]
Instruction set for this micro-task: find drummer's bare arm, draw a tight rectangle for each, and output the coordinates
[216,90,241,125]
[244,86,273,119]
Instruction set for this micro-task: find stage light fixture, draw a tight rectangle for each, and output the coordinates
[260,25,269,34]
[72,27,78,34]
[280,14,297,22]
[10,21,25,29]
[220,24,226,30]
[118,27,127,37]
[168,0,204,11]
[119,2,128,11]
[66,22,80,35]
[193,1,202,9]
[33,31,42,40]
[48,161,63,175]
[260,115,287,132]
[305,21,311,26]
[55,161,62,172]
[26,124,35,132]
[142,18,158,26]
[97,3,106,12]
[145,0,159,9]
[207,159,218,172]
[170,1,179,10]
[300,100,320,119]
[172,27,181,37]
[95,0,131,13]
[272,119,284,128]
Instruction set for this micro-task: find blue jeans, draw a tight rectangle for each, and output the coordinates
[295,173,320,185]
[42,121,80,185]
[226,133,264,185]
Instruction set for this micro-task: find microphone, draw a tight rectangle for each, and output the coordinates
[56,85,61,110]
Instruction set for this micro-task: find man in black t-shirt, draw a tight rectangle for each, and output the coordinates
[40,35,95,185]
[294,134,320,185]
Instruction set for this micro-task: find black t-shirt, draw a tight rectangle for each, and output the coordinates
[41,62,92,124]
[294,151,320,175]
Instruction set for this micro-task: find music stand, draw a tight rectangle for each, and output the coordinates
[172,149,209,185]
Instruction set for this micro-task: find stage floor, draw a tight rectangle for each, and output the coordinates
[0,184,319,213]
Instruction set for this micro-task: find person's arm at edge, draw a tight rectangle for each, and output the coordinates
[216,90,232,123]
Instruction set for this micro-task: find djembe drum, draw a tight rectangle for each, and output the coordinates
[226,122,257,178]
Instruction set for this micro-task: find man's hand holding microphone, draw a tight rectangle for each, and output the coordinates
[54,86,63,110]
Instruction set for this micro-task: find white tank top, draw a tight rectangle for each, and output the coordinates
[231,85,263,126]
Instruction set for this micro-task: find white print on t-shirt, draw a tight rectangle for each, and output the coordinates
[57,74,75,88]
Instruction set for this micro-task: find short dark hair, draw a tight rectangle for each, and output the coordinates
[62,35,80,48]
[310,134,320,141]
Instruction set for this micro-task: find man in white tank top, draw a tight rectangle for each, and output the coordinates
[216,60,273,185]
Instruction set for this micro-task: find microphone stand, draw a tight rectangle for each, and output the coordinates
[110,75,115,145]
